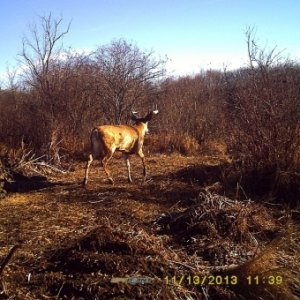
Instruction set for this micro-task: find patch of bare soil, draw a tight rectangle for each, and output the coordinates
[0,155,299,299]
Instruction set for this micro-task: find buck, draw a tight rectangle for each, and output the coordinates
[83,107,159,185]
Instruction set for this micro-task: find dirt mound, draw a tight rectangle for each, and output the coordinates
[27,225,198,299]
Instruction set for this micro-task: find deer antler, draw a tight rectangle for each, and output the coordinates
[131,109,139,121]
[153,103,159,114]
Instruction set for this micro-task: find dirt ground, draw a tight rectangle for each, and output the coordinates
[0,154,298,299]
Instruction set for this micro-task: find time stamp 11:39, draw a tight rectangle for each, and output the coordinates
[164,275,283,286]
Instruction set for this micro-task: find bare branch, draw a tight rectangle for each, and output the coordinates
[94,39,166,124]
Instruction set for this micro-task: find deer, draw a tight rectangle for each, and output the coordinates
[83,106,159,186]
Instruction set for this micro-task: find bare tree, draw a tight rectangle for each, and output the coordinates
[19,14,71,161]
[245,26,285,70]
[20,14,70,84]
[20,14,70,121]
[94,39,166,124]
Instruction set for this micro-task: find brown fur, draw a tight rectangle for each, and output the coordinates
[83,113,156,185]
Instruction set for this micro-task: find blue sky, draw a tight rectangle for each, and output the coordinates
[1,0,300,83]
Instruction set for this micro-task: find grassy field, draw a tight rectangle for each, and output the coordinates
[0,154,299,299]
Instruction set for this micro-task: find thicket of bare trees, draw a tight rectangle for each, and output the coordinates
[0,15,166,162]
[1,17,300,174]
[223,28,300,170]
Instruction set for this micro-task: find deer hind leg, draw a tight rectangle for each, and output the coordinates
[102,149,115,184]
[137,150,147,181]
[124,154,133,183]
[83,154,93,186]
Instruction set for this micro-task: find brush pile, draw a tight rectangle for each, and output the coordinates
[155,191,281,267]
[0,158,10,199]
[0,148,68,196]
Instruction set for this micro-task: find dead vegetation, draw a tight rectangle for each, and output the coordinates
[222,222,300,300]
[0,155,299,299]
[0,143,69,197]
[155,192,281,266]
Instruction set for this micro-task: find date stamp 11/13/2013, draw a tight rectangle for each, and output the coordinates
[110,275,283,286]
[164,275,283,286]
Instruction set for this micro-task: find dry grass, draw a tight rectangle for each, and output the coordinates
[200,140,230,160]
[0,154,299,299]
[145,133,200,155]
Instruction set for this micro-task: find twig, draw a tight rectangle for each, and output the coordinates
[89,199,106,204]
[168,200,181,211]
[167,259,196,270]
[33,162,68,174]
[206,264,239,272]
[56,282,65,299]
[263,201,283,206]
[0,245,19,275]
[202,286,210,300]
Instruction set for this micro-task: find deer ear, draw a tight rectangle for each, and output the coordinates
[144,111,154,122]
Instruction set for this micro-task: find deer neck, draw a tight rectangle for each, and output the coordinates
[134,122,148,139]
